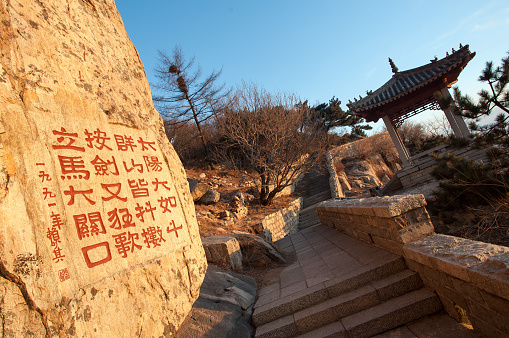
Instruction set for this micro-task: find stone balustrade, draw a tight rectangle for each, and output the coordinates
[316,194,509,337]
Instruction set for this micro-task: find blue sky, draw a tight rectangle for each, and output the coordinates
[116,1,509,131]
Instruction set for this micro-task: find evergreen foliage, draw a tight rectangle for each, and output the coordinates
[310,97,372,136]
[431,52,509,211]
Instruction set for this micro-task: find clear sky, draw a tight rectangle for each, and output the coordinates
[116,1,509,131]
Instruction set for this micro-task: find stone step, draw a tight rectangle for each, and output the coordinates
[252,256,406,328]
[303,191,331,208]
[254,270,423,337]
[296,289,442,338]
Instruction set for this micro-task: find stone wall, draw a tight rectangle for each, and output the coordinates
[262,198,302,242]
[0,0,206,336]
[316,195,434,255]
[404,235,509,337]
[325,151,344,199]
[316,195,509,337]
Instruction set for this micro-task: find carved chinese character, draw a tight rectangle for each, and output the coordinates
[112,231,142,258]
[167,220,183,238]
[46,227,62,247]
[38,171,52,182]
[114,135,137,151]
[135,201,156,222]
[64,186,95,205]
[152,178,171,192]
[158,196,177,213]
[50,212,64,230]
[81,242,112,268]
[128,179,149,198]
[52,246,66,263]
[137,137,157,151]
[100,183,127,202]
[91,155,119,176]
[141,226,166,248]
[52,127,85,152]
[74,212,106,240]
[143,155,162,172]
[43,187,56,200]
[84,128,113,150]
[108,208,136,230]
[58,155,90,180]
[123,159,144,173]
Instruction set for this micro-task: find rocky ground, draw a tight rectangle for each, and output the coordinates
[186,168,299,238]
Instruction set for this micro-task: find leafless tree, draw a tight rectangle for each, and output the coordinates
[214,82,328,206]
[153,46,229,166]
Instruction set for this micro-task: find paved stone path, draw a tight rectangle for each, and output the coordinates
[254,224,480,337]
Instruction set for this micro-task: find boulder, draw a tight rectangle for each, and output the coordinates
[202,236,243,271]
[0,1,206,336]
[176,266,256,338]
[233,232,286,268]
[199,189,220,204]
[188,178,210,201]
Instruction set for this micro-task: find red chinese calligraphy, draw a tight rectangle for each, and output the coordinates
[152,178,171,192]
[114,135,137,151]
[112,231,142,258]
[58,155,90,180]
[143,156,162,172]
[82,242,112,268]
[52,247,66,263]
[123,159,144,173]
[141,226,166,248]
[167,220,183,238]
[58,268,70,282]
[137,137,157,151]
[46,212,65,263]
[100,183,127,202]
[158,196,177,213]
[64,186,95,205]
[43,187,56,200]
[73,212,107,240]
[135,201,156,222]
[91,155,119,176]
[46,226,62,247]
[38,171,52,182]
[84,128,113,150]
[50,212,64,230]
[52,127,85,152]
[107,208,136,230]
[128,179,149,198]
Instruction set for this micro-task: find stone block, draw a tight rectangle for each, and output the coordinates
[202,236,242,271]
[397,221,434,244]
[467,299,509,335]
[468,251,509,300]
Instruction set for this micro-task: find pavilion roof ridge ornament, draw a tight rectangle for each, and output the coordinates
[346,44,475,123]
[389,57,399,74]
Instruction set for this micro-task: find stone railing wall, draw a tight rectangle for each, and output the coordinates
[262,197,303,242]
[316,195,434,255]
[325,150,344,199]
[316,195,509,337]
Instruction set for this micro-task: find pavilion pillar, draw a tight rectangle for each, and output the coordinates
[382,115,411,167]
[440,87,470,138]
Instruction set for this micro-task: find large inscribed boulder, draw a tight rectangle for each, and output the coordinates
[0,0,207,336]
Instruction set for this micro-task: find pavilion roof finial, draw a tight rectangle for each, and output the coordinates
[388,57,398,74]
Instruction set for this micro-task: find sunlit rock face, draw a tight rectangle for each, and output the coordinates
[0,0,207,336]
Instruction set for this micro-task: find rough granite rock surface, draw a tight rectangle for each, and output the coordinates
[0,0,207,336]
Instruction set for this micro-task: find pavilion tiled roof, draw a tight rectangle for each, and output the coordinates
[347,45,475,121]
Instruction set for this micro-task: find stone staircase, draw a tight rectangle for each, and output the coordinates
[298,167,331,230]
[253,225,443,338]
